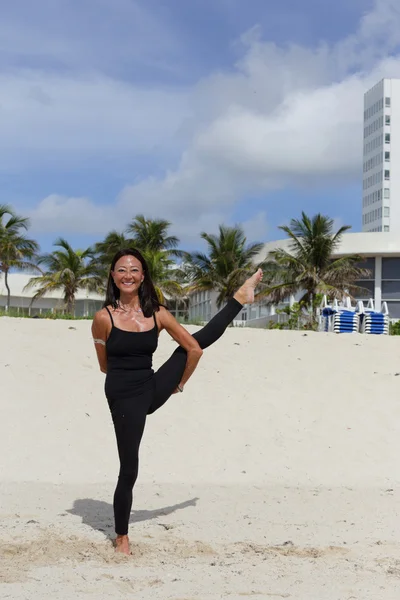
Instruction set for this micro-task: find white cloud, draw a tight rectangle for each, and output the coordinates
[0,71,188,170]
[240,211,270,243]
[28,195,117,235]
[15,0,400,243]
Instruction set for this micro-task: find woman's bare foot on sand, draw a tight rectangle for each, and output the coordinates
[115,534,130,555]
[234,269,263,305]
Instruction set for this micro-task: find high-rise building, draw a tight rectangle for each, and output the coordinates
[362,78,400,233]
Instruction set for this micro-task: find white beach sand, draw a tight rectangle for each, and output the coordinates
[0,317,400,599]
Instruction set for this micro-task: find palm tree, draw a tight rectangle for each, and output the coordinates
[25,238,104,315]
[127,214,182,256]
[261,212,370,322]
[186,225,265,308]
[93,231,133,265]
[0,204,40,310]
[141,248,185,303]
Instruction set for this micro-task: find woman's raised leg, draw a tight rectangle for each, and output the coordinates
[148,269,262,414]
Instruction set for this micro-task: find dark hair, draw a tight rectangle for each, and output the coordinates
[103,248,162,317]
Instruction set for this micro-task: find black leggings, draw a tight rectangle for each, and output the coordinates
[109,297,243,535]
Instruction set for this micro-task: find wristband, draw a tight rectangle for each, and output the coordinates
[177,384,184,393]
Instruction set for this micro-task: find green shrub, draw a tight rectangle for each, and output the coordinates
[390,320,400,335]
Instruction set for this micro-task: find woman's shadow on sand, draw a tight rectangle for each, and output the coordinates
[66,496,199,539]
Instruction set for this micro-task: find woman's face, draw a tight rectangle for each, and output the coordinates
[111,255,144,294]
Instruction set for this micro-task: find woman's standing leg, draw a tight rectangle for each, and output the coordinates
[148,269,263,414]
[110,392,151,552]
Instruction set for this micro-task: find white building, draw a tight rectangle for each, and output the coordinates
[189,232,400,326]
[3,234,400,324]
[0,273,104,317]
[0,272,189,320]
[362,78,400,233]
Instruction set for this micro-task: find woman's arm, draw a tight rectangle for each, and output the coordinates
[91,310,110,374]
[157,307,203,391]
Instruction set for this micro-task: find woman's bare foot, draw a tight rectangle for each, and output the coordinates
[115,534,130,555]
[234,268,263,305]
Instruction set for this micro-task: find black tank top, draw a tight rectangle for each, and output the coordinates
[105,306,158,372]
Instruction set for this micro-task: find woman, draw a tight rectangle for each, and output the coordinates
[92,248,263,555]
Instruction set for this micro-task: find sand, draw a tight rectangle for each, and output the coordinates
[0,317,399,599]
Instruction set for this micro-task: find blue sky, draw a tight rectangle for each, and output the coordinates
[1,0,399,253]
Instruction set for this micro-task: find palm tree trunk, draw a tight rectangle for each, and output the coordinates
[66,294,75,316]
[4,267,10,312]
[310,292,314,321]
[310,291,318,329]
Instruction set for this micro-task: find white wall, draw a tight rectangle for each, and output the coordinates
[0,273,104,316]
[387,78,400,234]
[362,79,385,232]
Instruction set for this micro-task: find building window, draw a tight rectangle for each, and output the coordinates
[385,115,391,125]
[384,225,390,232]
[382,258,400,279]
[384,207,390,217]
[354,282,374,299]
[385,170,390,180]
[382,281,400,299]
[385,133,391,143]
[385,151,390,161]
[384,188,390,198]
[385,302,400,318]
[385,97,391,107]
[354,280,374,300]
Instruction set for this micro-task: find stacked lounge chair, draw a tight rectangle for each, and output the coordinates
[359,299,389,335]
[320,297,359,333]
[319,296,390,334]
[332,309,360,333]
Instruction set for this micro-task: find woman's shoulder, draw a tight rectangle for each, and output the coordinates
[93,306,112,323]
[156,305,173,318]
[153,305,172,328]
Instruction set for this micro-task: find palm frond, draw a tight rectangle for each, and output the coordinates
[263,212,361,316]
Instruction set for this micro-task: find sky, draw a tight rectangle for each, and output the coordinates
[2,0,400,253]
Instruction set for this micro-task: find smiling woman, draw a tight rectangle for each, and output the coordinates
[91,247,263,555]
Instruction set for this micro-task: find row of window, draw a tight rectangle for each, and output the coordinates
[364,116,384,139]
[356,280,399,300]
[363,153,382,172]
[357,257,400,280]
[363,152,391,173]
[363,97,391,121]
[366,225,390,232]
[365,132,391,156]
[364,115,391,139]
[363,206,391,225]
[363,170,391,190]
[364,133,383,155]
[362,187,392,207]
[191,291,211,303]
[357,280,399,301]
[189,304,212,320]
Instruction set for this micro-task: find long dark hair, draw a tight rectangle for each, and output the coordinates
[103,248,162,317]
